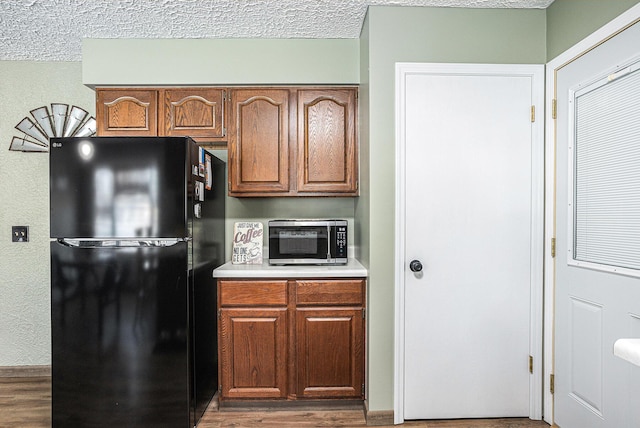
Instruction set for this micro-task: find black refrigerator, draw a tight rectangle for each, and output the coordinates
[50,137,224,427]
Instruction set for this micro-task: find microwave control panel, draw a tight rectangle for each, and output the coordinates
[335,225,348,258]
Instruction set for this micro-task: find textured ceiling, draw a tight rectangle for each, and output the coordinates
[0,0,554,61]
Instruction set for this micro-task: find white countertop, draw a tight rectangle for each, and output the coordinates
[213,258,367,279]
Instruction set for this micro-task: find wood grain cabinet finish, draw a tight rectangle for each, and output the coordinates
[228,87,358,197]
[218,280,289,399]
[164,88,225,139]
[295,279,364,399]
[96,89,158,136]
[297,89,357,194]
[96,87,227,143]
[295,307,364,399]
[219,308,288,399]
[228,89,290,195]
[217,278,365,402]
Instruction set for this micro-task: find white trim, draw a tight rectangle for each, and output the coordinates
[543,64,556,426]
[393,61,408,425]
[544,4,640,424]
[529,63,545,421]
[394,62,545,424]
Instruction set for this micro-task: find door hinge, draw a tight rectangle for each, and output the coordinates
[531,106,536,123]
[551,99,557,120]
[550,374,555,394]
[362,383,365,392]
[217,309,222,319]
[551,237,556,258]
[529,355,534,374]
[362,308,366,319]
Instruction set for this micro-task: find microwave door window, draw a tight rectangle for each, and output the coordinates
[276,227,328,259]
[279,230,318,255]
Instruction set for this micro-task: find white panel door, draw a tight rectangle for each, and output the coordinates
[401,64,543,420]
[554,21,640,428]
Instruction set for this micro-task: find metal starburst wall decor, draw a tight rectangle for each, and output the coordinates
[9,104,96,152]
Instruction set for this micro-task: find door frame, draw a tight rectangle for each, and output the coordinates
[394,63,545,424]
[544,4,640,425]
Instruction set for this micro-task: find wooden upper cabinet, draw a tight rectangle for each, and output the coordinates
[96,87,227,143]
[164,88,225,139]
[297,89,357,194]
[228,88,290,195]
[228,87,358,197]
[96,89,158,136]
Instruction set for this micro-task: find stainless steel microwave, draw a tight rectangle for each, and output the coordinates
[268,220,348,265]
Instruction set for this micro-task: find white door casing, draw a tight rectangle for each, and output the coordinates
[394,63,544,423]
[552,14,640,428]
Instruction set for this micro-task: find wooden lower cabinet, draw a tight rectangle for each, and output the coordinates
[296,307,364,398]
[217,278,365,402]
[219,308,288,399]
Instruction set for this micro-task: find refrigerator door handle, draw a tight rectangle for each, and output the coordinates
[56,238,189,248]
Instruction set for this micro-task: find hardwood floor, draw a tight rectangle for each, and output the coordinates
[0,377,51,428]
[0,377,549,428]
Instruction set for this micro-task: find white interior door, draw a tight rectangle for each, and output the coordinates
[553,20,640,428]
[398,63,543,421]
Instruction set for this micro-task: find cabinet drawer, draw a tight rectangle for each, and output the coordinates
[296,279,364,306]
[219,280,288,306]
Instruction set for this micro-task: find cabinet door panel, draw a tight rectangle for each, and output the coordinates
[96,89,158,136]
[297,89,357,194]
[164,88,225,139]
[296,307,364,398]
[229,89,290,194]
[219,308,287,399]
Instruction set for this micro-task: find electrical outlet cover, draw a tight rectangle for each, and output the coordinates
[12,226,28,242]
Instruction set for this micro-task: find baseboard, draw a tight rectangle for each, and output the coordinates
[219,398,364,411]
[0,365,51,378]
[363,400,394,426]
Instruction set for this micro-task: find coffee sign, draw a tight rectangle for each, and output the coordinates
[232,222,263,264]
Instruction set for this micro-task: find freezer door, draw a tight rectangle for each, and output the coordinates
[51,240,191,427]
[50,137,188,239]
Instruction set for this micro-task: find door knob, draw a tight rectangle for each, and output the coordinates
[409,260,423,272]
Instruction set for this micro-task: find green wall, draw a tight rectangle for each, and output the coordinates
[82,39,360,86]
[360,6,546,413]
[546,0,640,60]
[0,61,95,365]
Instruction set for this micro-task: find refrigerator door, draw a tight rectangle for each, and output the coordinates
[51,240,191,427]
[50,137,189,239]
